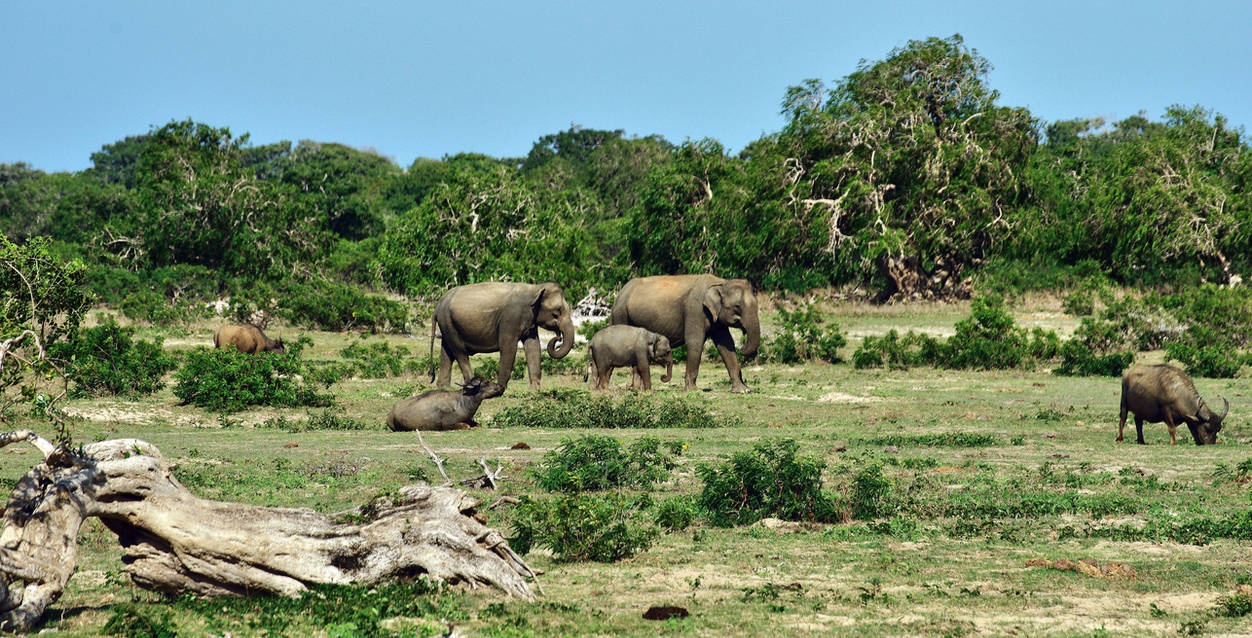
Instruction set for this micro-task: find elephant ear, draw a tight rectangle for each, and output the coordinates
[702,284,725,322]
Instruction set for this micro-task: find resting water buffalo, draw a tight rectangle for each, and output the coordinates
[387,377,506,431]
[1119,364,1229,445]
[584,325,673,391]
[213,323,284,354]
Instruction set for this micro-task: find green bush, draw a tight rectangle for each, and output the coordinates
[51,318,178,397]
[509,493,658,562]
[119,288,193,325]
[856,432,1000,448]
[848,462,895,520]
[339,336,421,378]
[852,329,942,369]
[473,356,526,381]
[491,391,733,429]
[653,495,700,531]
[259,409,373,432]
[1165,336,1243,378]
[102,604,177,638]
[697,438,835,527]
[172,341,333,413]
[761,302,846,364]
[530,435,676,492]
[1215,590,1252,617]
[280,281,408,333]
[943,296,1032,369]
[1062,289,1096,316]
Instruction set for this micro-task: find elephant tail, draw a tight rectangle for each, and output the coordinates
[428,316,437,383]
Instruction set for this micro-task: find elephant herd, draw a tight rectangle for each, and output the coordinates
[428,274,760,394]
[216,274,1233,445]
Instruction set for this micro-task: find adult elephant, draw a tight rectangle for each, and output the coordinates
[430,282,575,390]
[610,275,760,393]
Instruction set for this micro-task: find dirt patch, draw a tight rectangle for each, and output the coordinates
[817,392,882,404]
[64,404,175,425]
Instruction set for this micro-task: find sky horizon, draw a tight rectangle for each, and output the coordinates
[3,1,1250,173]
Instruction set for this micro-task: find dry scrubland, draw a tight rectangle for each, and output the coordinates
[8,298,1252,637]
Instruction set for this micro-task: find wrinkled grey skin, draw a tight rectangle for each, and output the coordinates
[610,275,760,393]
[1119,364,1229,445]
[430,282,576,390]
[387,377,506,431]
[213,323,285,354]
[584,325,674,391]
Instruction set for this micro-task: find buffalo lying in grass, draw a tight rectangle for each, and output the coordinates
[387,377,505,431]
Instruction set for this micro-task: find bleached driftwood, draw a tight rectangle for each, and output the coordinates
[0,431,536,632]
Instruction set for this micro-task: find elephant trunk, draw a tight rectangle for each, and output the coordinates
[739,308,761,359]
[661,357,673,383]
[547,318,575,359]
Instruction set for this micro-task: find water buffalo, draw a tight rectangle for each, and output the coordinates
[387,377,506,431]
[213,323,284,354]
[1119,364,1229,445]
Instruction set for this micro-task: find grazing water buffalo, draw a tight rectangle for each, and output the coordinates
[387,377,506,431]
[213,323,284,354]
[1119,364,1229,445]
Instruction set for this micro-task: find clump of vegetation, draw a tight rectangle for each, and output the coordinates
[853,329,942,369]
[847,462,895,520]
[279,280,409,333]
[259,409,372,432]
[102,604,178,638]
[1215,589,1252,617]
[172,341,333,413]
[697,438,835,527]
[509,493,658,562]
[856,432,1000,448]
[172,579,464,636]
[491,391,733,429]
[853,297,1059,370]
[51,317,178,397]
[530,435,677,492]
[339,335,421,378]
[653,496,700,531]
[760,302,846,364]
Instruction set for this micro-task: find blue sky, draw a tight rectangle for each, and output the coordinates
[3,1,1250,172]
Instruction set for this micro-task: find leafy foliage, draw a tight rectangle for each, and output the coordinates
[509,493,658,562]
[172,341,333,413]
[697,438,835,527]
[760,302,846,363]
[530,435,677,492]
[490,390,733,429]
[50,318,178,397]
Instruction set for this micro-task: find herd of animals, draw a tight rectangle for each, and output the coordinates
[210,274,1231,445]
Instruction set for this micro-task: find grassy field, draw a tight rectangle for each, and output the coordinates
[6,299,1252,637]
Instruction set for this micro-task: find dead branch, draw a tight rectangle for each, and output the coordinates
[0,435,536,632]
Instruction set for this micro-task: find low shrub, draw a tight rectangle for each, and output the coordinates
[531,435,676,492]
[1053,319,1136,377]
[339,336,421,378]
[172,340,333,413]
[848,462,895,520]
[1165,335,1243,378]
[760,302,846,364]
[509,493,658,562]
[853,329,942,369]
[944,296,1055,369]
[473,356,526,381]
[51,318,178,397]
[259,409,373,432]
[280,280,408,334]
[1215,590,1252,617]
[490,391,734,429]
[855,432,999,448]
[697,438,835,527]
[653,496,700,531]
[102,604,177,638]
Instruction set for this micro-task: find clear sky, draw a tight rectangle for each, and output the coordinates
[3,1,1250,172]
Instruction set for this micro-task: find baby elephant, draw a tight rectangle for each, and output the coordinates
[213,323,284,354]
[386,376,506,431]
[585,325,673,391]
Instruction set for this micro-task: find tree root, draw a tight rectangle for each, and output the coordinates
[0,432,536,632]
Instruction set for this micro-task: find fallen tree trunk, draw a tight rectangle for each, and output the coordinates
[0,431,536,632]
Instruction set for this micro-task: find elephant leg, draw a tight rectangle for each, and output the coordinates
[709,325,750,393]
[599,364,613,391]
[637,362,652,392]
[455,352,474,385]
[682,337,703,392]
[436,343,455,388]
[496,339,521,389]
[523,337,543,390]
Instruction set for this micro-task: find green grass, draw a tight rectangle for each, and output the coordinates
[6,299,1252,636]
